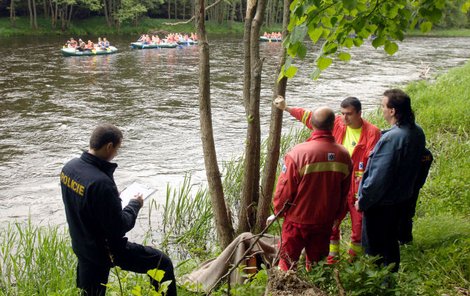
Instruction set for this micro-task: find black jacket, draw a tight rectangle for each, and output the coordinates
[60,151,142,265]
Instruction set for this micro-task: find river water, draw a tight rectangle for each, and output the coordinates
[0,35,469,236]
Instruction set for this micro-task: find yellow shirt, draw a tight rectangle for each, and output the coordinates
[343,126,362,156]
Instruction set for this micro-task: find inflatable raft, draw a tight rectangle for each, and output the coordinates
[61,46,118,57]
[130,42,178,49]
[259,36,282,42]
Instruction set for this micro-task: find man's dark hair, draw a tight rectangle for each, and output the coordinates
[89,124,123,150]
[340,97,362,112]
[312,108,335,131]
[383,89,415,126]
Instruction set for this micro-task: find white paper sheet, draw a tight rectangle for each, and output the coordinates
[120,182,156,207]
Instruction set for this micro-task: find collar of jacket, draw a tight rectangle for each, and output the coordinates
[311,129,335,141]
[80,151,118,178]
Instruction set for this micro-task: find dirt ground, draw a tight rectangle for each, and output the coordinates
[265,268,328,296]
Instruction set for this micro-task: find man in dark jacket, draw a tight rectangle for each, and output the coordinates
[397,148,433,244]
[357,89,426,273]
[61,123,177,296]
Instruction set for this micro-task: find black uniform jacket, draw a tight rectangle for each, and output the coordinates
[60,151,142,266]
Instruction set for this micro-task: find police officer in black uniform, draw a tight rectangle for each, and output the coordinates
[60,123,177,296]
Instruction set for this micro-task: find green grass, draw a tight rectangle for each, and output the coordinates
[407,28,470,37]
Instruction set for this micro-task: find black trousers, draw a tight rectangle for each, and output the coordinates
[77,242,177,296]
[397,190,420,244]
[363,203,402,273]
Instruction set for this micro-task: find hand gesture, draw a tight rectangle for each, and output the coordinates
[273,95,287,110]
[133,193,144,208]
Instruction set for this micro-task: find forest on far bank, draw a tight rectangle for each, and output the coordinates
[1,0,470,34]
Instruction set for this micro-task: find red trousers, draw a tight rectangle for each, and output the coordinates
[330,197,362,243]
[278,220,331,271]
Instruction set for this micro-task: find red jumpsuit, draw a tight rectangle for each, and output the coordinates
[288,108,380,257]
[273,130,352,270]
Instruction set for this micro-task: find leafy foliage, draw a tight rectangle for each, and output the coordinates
[280,0,449,80]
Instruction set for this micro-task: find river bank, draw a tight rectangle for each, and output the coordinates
[1,57,469,295]
[0,16,277,37]
[1,16,470,38]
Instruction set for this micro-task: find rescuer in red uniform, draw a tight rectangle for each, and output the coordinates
[273,107,352,271]
[274,96,380,263]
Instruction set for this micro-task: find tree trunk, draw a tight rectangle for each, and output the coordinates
[43,0,48,19]
[10,0,16,27]
[196,0,235,249]
[32,0,38,29]
[67,5,73,28]
[27,0,33,28]
[256,0,291,233]
[103,0,111,27]
[238,0,256,233]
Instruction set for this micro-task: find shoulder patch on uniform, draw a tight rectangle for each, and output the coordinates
[282,164,287,173]
[327,153,336,161]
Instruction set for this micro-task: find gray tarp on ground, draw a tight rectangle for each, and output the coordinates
[180,232,280,293]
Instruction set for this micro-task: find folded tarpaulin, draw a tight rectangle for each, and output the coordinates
[180,232,280,293]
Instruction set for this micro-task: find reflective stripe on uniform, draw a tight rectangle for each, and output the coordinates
[299,162,350,178]
[349,242,363,254]
[301,110,311,125]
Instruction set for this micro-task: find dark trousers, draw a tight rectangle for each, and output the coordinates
[363,203,402,272]
[77,242,177,296]
[397,190,420,244]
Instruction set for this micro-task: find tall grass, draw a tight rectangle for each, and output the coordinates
[0,220,78,295]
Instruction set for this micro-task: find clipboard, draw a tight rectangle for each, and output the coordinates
[120,181,156,207]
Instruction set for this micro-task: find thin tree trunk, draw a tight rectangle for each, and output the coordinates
[43,0,48,19]
[239,0,244,22]
[238,0,256,233]
[68,5,73,28]
[256,0,291,233]
[174,0,177,19]
[196,0,235,249]
[103,0,111,27]
[27,0,33,28]
[10,0,16,27]
[32,0,37,29]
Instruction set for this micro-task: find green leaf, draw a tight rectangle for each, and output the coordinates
[384,41,399,55]
[386,5,399,19]
[298,44,307,59]
[338,52,351,61]
[420,21,433,33]
[308,27,323,44]
[409,18,418,30]
[321,16,332,28]
[317,56,333,70]
[147,269,165,282]
[342,0,357,11]
[310,68,322,80]
[278,65,286,81]
[428,7,442,23]
[285,66,298,78]
[462,1,470,13]
[344,38,354,48]
[287,41,299,56]
[131,285,142,296]
[323,42,338,54]
[353,38,363,47]
[371,36,386,48]
[290,25,308,43]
